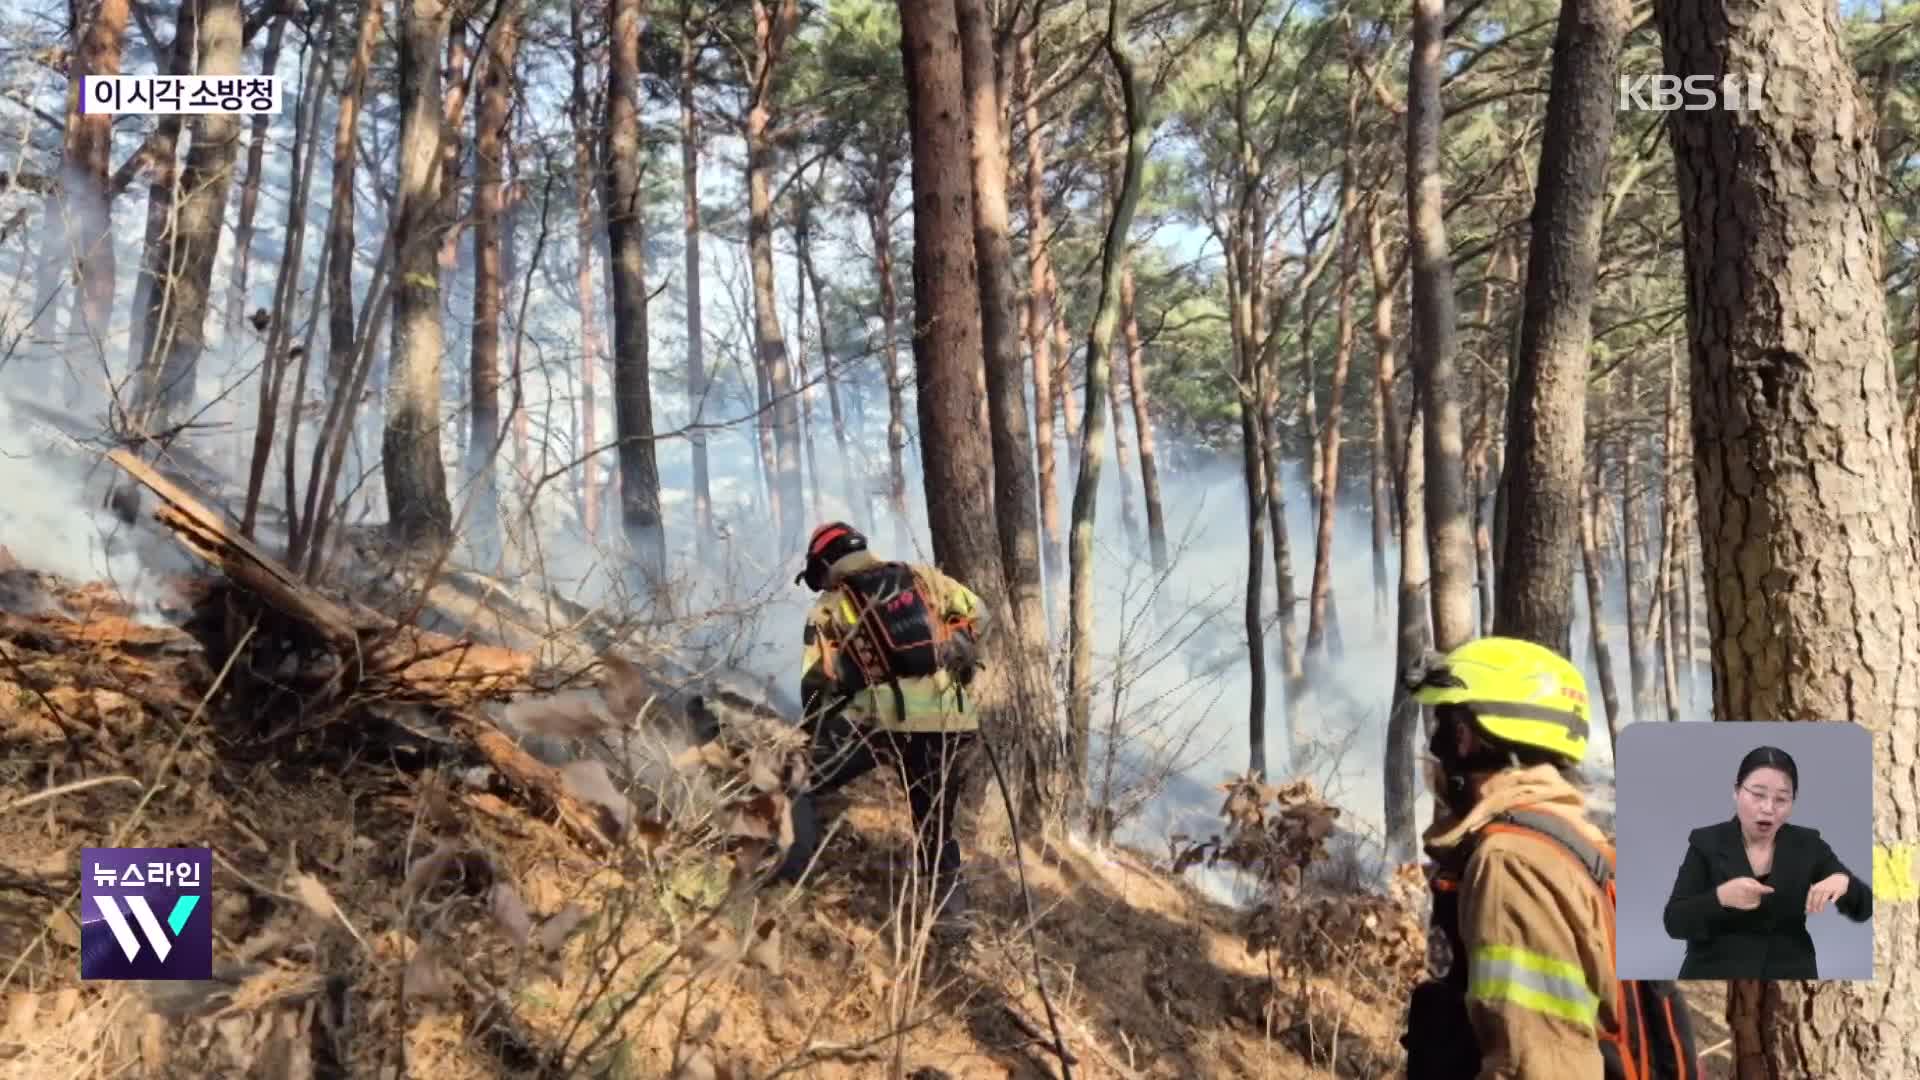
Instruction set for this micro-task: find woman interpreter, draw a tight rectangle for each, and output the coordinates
[1661,746,1872,980]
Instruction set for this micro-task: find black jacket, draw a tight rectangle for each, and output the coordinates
[1661,817,1872,980]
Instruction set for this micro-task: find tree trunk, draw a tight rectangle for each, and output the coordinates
[1491,0,1626,654]
[325,0,382,391]
[59,0,132,358]
[1406,0,1475,652]
[1261,364,1305,743]
[1368,200,1393,631]
[1120,262,1168,576]
[467,1,521,566]
[136,0,246,424]
[1308,75,1360,667]
[605,0,666,588]
[794,221,824,522]
[1017,32,1066,628]
[384,0,456,547]
[1100,87,1142,551]
[748,0,805,552]
[1620,388,1652,721]
[957,0,1050,728]
[126,7,196,399]
[570,0,603,539]
[435,19,473,271]
[1374,186,1423,860]
[898,0,1058,822]
[308,0,382,551]
[223,11,289,338]
[1579,464,1623,754]
[1065,2,1147,826]
[1658,342,1685,723]
[681,7,712,539]
[1228,0,1274,779]
[796,225,856,519]
[1050,260,1081,470]
[868,194,913,550]
[1656,0,1920,1069]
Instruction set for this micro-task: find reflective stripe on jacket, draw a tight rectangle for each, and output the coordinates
[1424,764,1616,1080]
[799,550,984,734]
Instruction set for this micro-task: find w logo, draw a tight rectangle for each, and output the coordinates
[91,894,200,963]
[80,847,212,981]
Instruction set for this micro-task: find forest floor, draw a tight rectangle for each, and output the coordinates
[0,554,1429,1079]
[0,515,1735,1076]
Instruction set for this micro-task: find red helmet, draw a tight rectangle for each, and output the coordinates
[795,521,868,591]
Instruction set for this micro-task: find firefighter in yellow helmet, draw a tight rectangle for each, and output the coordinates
[1400,636,1618,1079]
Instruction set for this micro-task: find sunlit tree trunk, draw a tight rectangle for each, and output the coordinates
[466,0,521,566]
[1655,0,1920,1069]
[1492,0,1627,653]
[384,0,456,547]
[1406,0,1475,652]
[605,0,666,588]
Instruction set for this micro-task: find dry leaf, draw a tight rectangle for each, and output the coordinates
[400,840,462,904]
[490,883,533,948]
[3,993,37,1040]
[560,759,630,827]
[672,1049,719,1080]
[698,742,738,771]
[289,873,336,921]
[599,654,656,723]
[688,926,736,965]
[504,691,609,739]
[533,904,589,955]
[745,919,782,976]
[747,753,783,793]
[633,817,670,857]
[403,944,455,1003]
[44,908,79,950]
[419,783,464,831]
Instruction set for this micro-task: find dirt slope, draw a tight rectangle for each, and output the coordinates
[0,565,1419,1079]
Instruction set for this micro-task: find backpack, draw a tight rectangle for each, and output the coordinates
[827,561,978,723]
[1405,807,1701,1080]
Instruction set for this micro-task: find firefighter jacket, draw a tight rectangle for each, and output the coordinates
[799,550,984,735]
[1423,764,1618,1080]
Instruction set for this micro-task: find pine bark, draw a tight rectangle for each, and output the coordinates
[957,0,1047,681]
[61,0,133,355]
[681,6,713,538]
[605,0,666,585]
[383,0,456,547]
[1655,0,1920,1070]
[569,0,603,538]
[467,1,521,564]
[1405,0,1475,652]
[1308,74,1361,666]
[1017,30,1065,612]
[747,0,806,550]
[898,0,1058,820]
[136,0,246,424]
[1491,0,1627,653]
[223,11,289,338]
[1372,191,1422,860]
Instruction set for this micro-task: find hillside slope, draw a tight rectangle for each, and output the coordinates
[0,561,1425,1079]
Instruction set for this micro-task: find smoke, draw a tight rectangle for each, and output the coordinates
[0,390,191,620]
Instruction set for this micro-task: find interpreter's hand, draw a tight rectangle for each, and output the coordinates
[1807,872,1851,914]
[1716,876,1775,911]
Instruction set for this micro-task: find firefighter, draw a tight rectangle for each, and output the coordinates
[781,521,984,947]
[1401,636,1616,1079]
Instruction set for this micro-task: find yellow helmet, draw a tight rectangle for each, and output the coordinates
[1410,636,1590,764]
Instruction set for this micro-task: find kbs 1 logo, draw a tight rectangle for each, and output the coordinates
[1618,74,1765,113]
[80,847,211,981]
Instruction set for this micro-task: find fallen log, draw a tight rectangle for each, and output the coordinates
[103,449,615,850]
